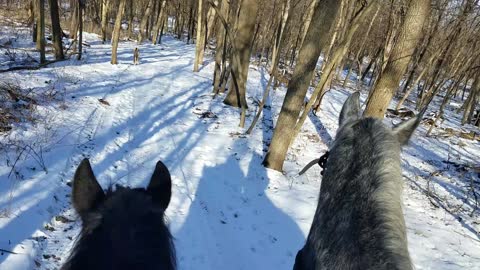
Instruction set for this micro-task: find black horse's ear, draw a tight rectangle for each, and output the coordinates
[147,160,172,210]
[339,92,361,126]
[72,159,105,220]
[293,248,306,270]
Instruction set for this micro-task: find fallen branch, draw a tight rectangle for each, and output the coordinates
[0,58,66,73]
[0,248,17,255]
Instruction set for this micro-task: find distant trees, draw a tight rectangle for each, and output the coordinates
[3,0,479,170]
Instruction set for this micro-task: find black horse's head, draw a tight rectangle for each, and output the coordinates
[62,159,176,270]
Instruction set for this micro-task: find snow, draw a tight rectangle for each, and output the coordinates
[1,28,480,269]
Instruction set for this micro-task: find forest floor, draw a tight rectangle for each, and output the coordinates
[1,24,480,269]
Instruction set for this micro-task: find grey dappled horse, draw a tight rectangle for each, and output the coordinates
[62,159,176,270]
[294,92,421,270]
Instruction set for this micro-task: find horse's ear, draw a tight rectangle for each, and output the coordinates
[339,92,361,126]
[393,115,421,145]
[147,160,172,210]
[72,159,105,220]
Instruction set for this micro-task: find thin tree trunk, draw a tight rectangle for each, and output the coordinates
[342,4,380,87]
[222,0,259,128]
[138,0,154,43]
[70,0,78,40]
[36,0,46,63]
[77,0,83,60]
[462,73,480,125]
[205,0,218,41]
[299,0,318,48]
[246,0,291,134]
[111,0,127,64]
[127,0,134,38]
[193,0,206,72]
[101,0,110,43]
[212,0,229,93]
[152,0,167,44]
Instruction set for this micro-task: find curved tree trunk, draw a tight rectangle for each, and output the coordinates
[364,0,431,118]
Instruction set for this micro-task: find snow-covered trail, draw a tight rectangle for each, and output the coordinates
[0,37,309,270]
[1,34,479,270]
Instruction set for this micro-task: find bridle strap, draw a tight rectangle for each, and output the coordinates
[298,151,330,176]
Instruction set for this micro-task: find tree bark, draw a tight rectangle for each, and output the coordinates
[152,0,167,44]
[138,0,155,43]
[101,0,110,43]
[263,0,342,171]
[111,0,127,64]
[212,0,229,93]
[49,0,64,60]
[462,73,480,125]
[222,0,259,127]
[194,0,206,71]
[364,0,431,118]
[35,0,46,63]
[77,0,83,60]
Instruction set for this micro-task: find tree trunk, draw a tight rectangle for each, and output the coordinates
[212,0,229,93]
[101,0,110,43]
[49,0,64,60]
[111,0,127,64]
[77,0,83,60]
[462,73,480,125]
[127,0,134,38]
[70,0,78,40]
[193,0,206,72]
[246,0,291,134]
[294,0,380,141]
[342,4,380,87]
[138,0,154,43]
[222,0,259,126]
[299,0,318,48]
[36,0,46,63]
[187,2,195,44]
[263,0,342,171]
[152,0,167,44]
[205,0,218,41]
[364,0,430,118]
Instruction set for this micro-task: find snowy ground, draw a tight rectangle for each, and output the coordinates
[1,29,480,269]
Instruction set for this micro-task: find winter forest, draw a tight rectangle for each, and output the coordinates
[0,0,479,269]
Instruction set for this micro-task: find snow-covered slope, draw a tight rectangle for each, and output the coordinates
[0,33,479,270]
